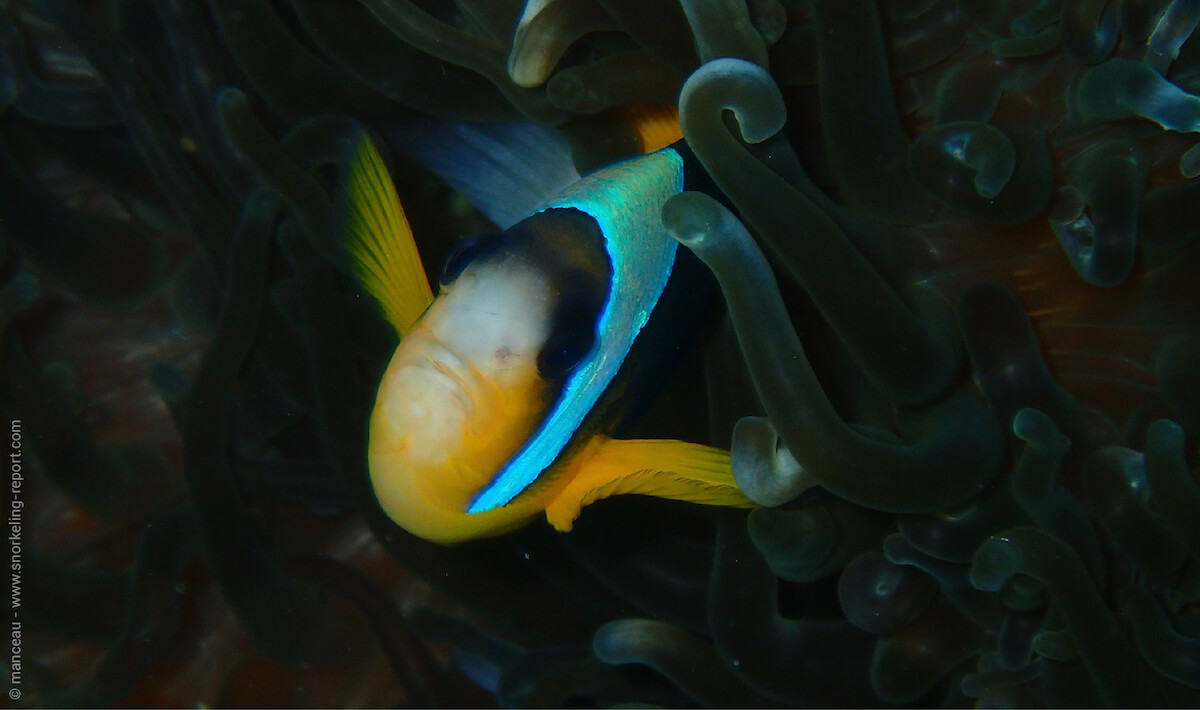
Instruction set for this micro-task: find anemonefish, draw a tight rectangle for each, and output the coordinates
[343,108,752,544]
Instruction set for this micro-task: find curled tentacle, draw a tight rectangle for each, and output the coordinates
[730,416,816,507]
[678,59,963,405]
[971,526,1162,706]
[837,551,939,636]
[897,484,1024,565]
[664,189,1003,512]
[1050,140,1146,287]
[708,511,877,705]
[915,121,1016,200]
[884,533,1004,628]
[909,120,1052,224]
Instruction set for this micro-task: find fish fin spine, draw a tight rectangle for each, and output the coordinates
[544,436,753,531]
[343,132,434,336]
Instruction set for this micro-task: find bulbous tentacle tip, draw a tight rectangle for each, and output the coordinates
[544,71,584,109]
[678,57,786,144]
[969,531,1034,594]
[911,121,1017,200]
[731,415,818,507]
[506,0,619,89]
[591,618,649,664]
[661,190,745,250]
[1030,628,1079,661]
[1012,407,1071,456]
[1146,417,1185,449]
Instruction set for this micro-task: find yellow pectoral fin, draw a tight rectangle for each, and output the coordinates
[343,132,434,337]
[544,436,755,532]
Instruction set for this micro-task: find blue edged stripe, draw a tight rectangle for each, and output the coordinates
[467,148,685,513]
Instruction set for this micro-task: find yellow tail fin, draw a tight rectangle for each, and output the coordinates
[343,133,434,337]
[544,435,754,531]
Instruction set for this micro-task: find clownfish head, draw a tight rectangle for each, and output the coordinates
[367,208,611,544]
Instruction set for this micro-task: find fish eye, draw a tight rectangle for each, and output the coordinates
[538,310,597,379]
[440,235,487,285]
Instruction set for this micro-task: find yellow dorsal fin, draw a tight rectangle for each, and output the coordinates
[544,435,754,531]
[343,132,434,337]
[621,103,684,154]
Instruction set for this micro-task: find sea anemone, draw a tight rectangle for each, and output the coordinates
[2,0,1198,706]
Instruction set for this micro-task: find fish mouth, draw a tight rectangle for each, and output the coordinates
[403,335,495,425]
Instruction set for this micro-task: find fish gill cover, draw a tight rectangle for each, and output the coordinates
[0,0,1198,707]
